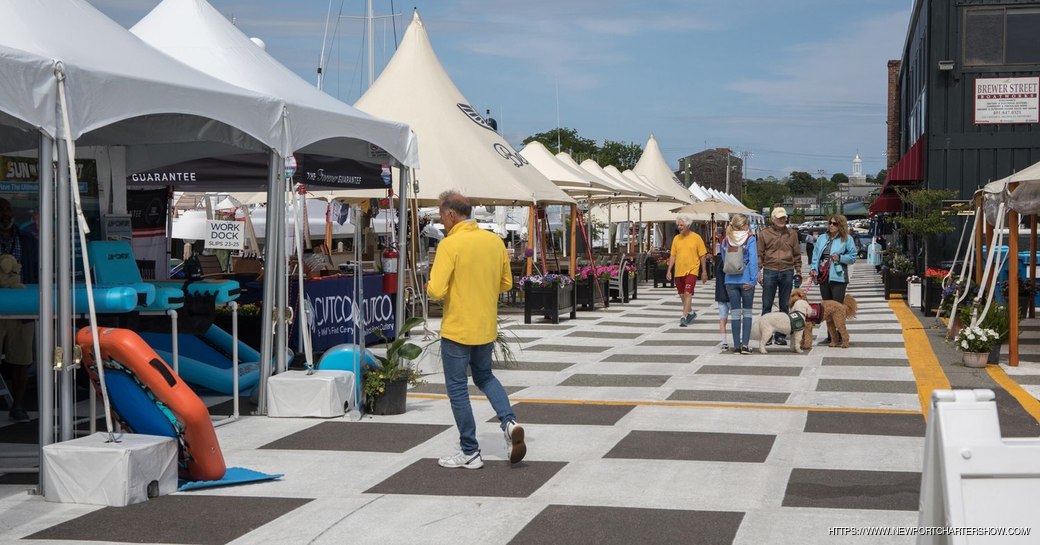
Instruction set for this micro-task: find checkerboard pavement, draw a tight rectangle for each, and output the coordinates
[1,267,937,545]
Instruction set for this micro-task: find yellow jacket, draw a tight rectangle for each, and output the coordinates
[427,221,512,345]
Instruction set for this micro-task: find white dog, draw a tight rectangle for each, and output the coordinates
[749,290,813,354]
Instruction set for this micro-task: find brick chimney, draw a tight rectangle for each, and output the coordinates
[886,60,901,170]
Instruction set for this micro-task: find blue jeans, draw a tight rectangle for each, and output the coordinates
[761,268,794,340]
[725,284,755,347]
[441,338,516,455]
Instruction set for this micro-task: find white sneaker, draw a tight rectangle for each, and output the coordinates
[438,450,483,469]
[504,421,526,464]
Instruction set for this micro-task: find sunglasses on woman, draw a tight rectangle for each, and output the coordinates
[828,221,839,226]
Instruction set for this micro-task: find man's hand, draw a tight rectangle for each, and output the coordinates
[665,270,672,281]
[700,273,707,284]
[743,283,752,291]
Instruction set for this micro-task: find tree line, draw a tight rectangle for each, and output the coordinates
[523,127,643,171]
[741,169,887,211]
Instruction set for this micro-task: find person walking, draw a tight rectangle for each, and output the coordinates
[665,214,708,327]
[810,214,858,345]
[0,197,38,423]
[805,230,817,269]
[867,235,887,273]
[722,214,758,354]
[427,191,525,469]
[714,253,730,352]
[757,207,801,346]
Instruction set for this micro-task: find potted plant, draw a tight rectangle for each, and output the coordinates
[892,187,957,274]
[999,279,1037,319]
[954,325,1001,368]
[652,257,673,289]
[576,265,611,310]
[521,274,576,324]
[364,316,427,415]
[922,267,949,315]
[608,261,639,303]
[884,254,913,300]
[907,275,923,308]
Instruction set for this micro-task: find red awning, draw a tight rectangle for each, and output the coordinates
[869,193,903,215]
[887,135,926,183]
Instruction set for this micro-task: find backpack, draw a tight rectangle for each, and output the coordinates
[723,241,747,275]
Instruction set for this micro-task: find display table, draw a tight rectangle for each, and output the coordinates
[289,273,394,352]
[267,370,355,418]
[43,433,178,507]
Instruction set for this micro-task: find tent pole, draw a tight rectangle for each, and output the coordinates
[1009,183,1020,366]
[56,140,74,442]
[257,150,281,414]
[569,204,577,277]
[526,206,535,276]
[627,203,633,255]
[276,170,290,374]
[1031,214,1037,319]
[396,167,409,333]
[975,196,984,286]
[607,205,613,252]
[36,133,54,492]
[984,211,995,285]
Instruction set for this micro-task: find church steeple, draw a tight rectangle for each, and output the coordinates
[850,153,866,186]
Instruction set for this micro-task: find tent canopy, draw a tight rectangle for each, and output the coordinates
[519,141,617,196]
[354,11,572,206]
[0,0,284,157]
[633,134,695,204]
[131,0,418,169]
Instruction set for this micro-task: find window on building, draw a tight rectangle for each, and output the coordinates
[964,6,1040,66]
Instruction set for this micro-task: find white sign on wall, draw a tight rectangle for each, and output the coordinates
[974,76,1040,124]
[205,220,244,250]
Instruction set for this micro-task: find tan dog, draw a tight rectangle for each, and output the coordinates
[821,295,859,348]
[750,289,813,354]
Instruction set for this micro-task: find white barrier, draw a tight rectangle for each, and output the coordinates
[918,389,1040,544]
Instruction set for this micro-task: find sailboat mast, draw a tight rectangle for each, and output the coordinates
[367,0,375,89]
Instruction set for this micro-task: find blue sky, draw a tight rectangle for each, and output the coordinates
[95,0,911,181]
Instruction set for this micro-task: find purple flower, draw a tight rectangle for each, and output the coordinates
[524,248,534,258]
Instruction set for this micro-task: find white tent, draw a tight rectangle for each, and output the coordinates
[519,141,616,196]
[354,11,572,206]
[0,0,285,160]
[555,152,642,198]
[633,134,696,204]
[583,160,666,201]
[131,0,418,168]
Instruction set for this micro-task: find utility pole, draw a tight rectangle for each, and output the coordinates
[817,169,826,217]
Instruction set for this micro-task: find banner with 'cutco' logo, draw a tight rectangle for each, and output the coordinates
[289,274,395,351]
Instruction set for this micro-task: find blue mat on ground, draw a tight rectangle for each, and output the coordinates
[177,466,283,492]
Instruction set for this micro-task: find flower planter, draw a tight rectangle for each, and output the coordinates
[884,273,908,300]
[524,282,577,324]
[988,343,1003,365]
[922,278,945,315]
[652,267,673,289]
[962,351,989,368]
[368,378,408,415]
[576,279,610,310]
[610,273,638,304]
[907,282,922,308]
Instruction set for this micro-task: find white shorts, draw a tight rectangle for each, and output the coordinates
[0,319,34,366]
[717,301,730,320]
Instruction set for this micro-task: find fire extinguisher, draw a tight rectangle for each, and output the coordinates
[382,246,399,294]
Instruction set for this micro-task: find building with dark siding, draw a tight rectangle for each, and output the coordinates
[675,148,744,200]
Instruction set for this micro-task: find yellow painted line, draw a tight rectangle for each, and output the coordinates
[407,393,920,415]
[889,299,951,419]
[987,366,1040,424]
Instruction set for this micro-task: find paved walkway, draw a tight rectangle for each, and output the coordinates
[1,267,1038,544]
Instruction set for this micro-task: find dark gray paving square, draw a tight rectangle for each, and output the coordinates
[815,379,917,394]
[668,390,791,404]
[508,505,744,545]
[0,472,37,485]
[501,337,541,344]
[488,402,634,426]
[525,344,611,353]
[259,422,451,453]
[821,357,908,367]
[506,324,575,330]
[596,321,662,328]
[493,361,576,372]
[804,411,925,437]
[27,495,312,545]
[605,430,775,463]
[601,354,695,364]
[619,313,676,319]
[409,383,527,397]
[558,374,671,388]
[845,341,906,348]
[782,468,920,511]
[696,365,803,377]
[663,327,722,333]
[564,331,642,339]
[639,339,722,347]
[1010,374,1040,385]
[365,459,567,498]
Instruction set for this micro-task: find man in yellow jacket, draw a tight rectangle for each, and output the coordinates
[427,191,525,469]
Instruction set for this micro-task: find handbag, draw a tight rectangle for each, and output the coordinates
[723,242,746,275]
[818,256,831,283]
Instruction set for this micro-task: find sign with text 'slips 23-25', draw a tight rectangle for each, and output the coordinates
[205,220,244,250]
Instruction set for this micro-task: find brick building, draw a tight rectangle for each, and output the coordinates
[674,148,744,200]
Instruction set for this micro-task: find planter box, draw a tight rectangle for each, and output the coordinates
[652,267,673,289]
[576,279,610,310]
[922,277,945,315]
[213,313,262,353]
[610,273,638,304]
[908,282,922,308]
[524,282,577,324]
[884,273,908,300]
[369,378,408,415]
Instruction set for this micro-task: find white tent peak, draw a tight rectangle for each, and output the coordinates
[131,0,418,168]
[354,10,572,205]
[634,134,693,204]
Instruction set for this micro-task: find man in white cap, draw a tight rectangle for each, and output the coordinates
[757,206,801,345]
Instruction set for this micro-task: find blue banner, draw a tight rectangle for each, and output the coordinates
[289,274,395,352]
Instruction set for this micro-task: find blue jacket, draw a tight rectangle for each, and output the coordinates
[811,233,857,283]
[722,235,759,285]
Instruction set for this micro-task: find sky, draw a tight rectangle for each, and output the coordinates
[94,0,912,182]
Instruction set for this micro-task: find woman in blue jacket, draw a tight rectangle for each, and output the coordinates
[810,214,858,344]
[722,214,758,354]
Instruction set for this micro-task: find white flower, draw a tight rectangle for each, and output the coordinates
[961,340,969,349]
[967,332,975,340]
